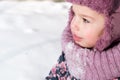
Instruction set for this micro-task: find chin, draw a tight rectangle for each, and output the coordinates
[75,41,94,48]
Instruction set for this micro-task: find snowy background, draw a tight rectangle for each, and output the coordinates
[0,1,71,80]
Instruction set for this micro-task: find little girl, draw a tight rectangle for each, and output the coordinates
[46,0,120,80]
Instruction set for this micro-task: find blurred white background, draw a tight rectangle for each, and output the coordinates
[0,1,71,80]
[0,0,64,2]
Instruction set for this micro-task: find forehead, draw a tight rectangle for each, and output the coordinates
[72,4,101,19]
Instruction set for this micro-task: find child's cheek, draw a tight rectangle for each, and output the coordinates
[84,30,94,39]
[85,32,98,44]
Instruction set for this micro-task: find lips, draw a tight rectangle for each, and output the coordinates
[73,34,82,42]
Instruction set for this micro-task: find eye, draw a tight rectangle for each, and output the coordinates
[71,9,75,16]
[83,18,90,23]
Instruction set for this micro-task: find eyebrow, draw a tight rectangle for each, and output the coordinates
[71,6,95,20]
[80,14,95,20]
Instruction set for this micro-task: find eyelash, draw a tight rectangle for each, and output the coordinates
[72,11,90,24]
[83,18,90,23]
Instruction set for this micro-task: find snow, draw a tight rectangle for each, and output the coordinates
[0,1,71,80]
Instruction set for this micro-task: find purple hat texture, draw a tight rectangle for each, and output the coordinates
[65,0,120,51]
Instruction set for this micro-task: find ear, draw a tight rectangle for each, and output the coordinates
[94,6,120,51]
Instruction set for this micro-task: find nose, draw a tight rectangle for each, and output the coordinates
[71,16,80,32]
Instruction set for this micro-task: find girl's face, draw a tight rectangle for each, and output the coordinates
[70,4,106,48]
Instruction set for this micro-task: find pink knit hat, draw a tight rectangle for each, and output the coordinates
[66,0,120,15]
[65,0,120,51]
